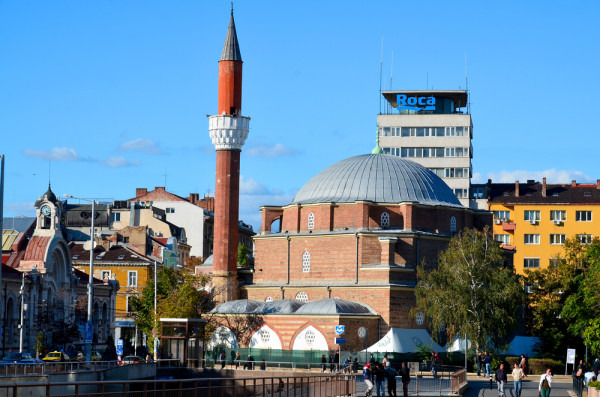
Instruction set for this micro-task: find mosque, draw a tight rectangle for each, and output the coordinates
[205,10,491,354]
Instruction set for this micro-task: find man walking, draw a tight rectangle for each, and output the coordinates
[374,362,386,397]
[477,352,483,376]
[385,361,398,397]
[495,363,508,397]
[484,351,492,378]
[363,363,374,396]
[400,362,411,397]
[512,363,525,397]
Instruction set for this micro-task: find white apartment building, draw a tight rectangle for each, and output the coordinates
[377,90,473,207]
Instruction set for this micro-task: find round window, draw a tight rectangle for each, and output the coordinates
[265,296,273,302]
[260,329,270,343]
[415,311,425,325]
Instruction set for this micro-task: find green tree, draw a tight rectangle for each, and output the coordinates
[131,266,216,353]
[237,244,251,268]
[34,331,45,358]
[413,226,524,353]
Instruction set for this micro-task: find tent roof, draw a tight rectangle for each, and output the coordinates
[364,328,444,353]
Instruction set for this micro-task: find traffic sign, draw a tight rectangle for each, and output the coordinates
[116,348,123,356]
[358,326,366,338]
[84,322,93,343]
[117,339,124,348]
[335,337,346,345]
[567,349,576,364]
[335,325,345,335]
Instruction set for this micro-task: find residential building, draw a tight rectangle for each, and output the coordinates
[377,90,473,207]
[473,178,600,274]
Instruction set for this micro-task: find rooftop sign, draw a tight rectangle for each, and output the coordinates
[396,94,435,112]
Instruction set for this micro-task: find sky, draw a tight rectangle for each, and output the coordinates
[1,1,599,231]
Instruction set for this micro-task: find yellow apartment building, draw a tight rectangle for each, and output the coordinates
[473,178,600,275]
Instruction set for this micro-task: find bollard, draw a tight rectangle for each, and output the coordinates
[490,377,493,390]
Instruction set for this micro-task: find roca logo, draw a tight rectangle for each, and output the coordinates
[396,94,436,112]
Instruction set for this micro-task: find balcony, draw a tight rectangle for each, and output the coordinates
[502,222,516,231]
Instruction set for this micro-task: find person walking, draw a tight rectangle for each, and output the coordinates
[539,368,553,397]
[484,351,492,378]
[400,362,410,397]
[385,361,398,397]
[363,363,374,396]
[343,356,351,374]
[321,354,327,373]
[593,357,600,376]
[220,351,226,369]
[373,362,386,397]
[334,350,340,372]
[330,351,335,372]
[477,352,483,376]
[234,352,241,369]
[511,363,525,397]
[431,352,440,377]
[519,354,528,378]
[495,363,508,397]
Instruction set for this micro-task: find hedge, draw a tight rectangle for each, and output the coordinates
[528,358,563,375]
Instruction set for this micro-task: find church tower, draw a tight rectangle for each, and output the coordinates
[208,9,249,302]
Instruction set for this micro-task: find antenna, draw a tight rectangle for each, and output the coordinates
[48,160,51,186]
[465,51,470,113]
[390,52,393,90]
[162,167,167,188]
[379,36,383,114]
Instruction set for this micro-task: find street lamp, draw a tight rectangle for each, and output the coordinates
[64,194,95,363]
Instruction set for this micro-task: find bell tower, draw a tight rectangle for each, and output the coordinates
[208,8,249,302]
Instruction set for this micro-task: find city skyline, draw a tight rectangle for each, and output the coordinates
[1,1,598,231]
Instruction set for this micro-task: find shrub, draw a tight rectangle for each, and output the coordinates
[506,356,520,368]
[588,381,600,388]
[528,358,562,375]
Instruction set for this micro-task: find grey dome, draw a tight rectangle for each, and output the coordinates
[292,154,462,207]
[210,299,262,314]
[294,298,375,315]
[253,299,305,314]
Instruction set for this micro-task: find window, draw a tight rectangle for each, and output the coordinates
[123,237,130,243]
[550,210,566,221]
[112,212,121,222]
[524,283,533,294]
[302,251,310,272]
[128,271,138,287]
[380,212,390,228]
[305,329,316,345]
[550,234,566,245]
[577,234,593,244]
[494,234,510,245]
[493,211,510,220]
[265,296,273,302]
[524,210,540,221]
[524,258,540,269]
[429,168,445,178]
[101,270,111,280]
[453,189,467,198]
[126,296,135,312]
[576,211,592,222]
[472,187,484,199]
[166,207,175,214]
[549,258,562,268]
[307,212,314,230]
[295,291,309,303]
[260,329,271,343]
[450,216,457,233]
[524,234,540,245]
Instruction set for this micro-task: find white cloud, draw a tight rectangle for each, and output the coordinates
[23,147,79,162]
[3,202,35,217]
[239,176,270,195]
[475,169,594,184]
[245,143,297,158]
[103,156,141,167]
[116,138,163,154]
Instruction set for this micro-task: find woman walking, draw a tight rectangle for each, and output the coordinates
[539,368,553,397]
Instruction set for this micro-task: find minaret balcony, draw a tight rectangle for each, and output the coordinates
[209,115,250,150]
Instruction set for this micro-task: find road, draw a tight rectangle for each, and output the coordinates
[464,377,574,397]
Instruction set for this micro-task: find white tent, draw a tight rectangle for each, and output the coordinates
[446,336,472,352]
[363,328,444,353]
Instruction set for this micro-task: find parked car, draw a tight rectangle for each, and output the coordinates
[0,352,35,365]
[42,351,70,362]
[119,356,144,365]
[76,351,102,361]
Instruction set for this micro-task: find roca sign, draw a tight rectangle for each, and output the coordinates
[396,94,436,112]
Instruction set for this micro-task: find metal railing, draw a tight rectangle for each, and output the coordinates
[0,373,356,396]
[573,375,585,397]
[0,359,182,376]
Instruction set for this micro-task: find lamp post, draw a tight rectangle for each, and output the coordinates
[64,194,95,362]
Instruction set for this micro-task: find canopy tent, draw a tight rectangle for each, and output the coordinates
[363,328,444,353]
[446,336,472,352]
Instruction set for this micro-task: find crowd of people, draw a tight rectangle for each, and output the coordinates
[362,354,410,397]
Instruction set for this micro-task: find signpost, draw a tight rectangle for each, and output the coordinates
[335,338,346,344]
[334,325,345,370]
[335,325,345,335]
[116,348,123,356]
[566,348,576,374]
[358,327,368,365]
[84,322,93,344]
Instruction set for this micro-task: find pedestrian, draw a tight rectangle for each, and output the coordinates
[334,350,340,371]
[511,363,525,397]
[385,361,398,397]
[431,352,440,377]
[484,351,492,378]
[400,362,410,397]
[382,354,388,368]
[363,363,374,396]
[374,362,386,397]
[539,368,552,397]
[353,358,359,374]
[234,352,241,369]
[330,351,335,372]
[321,354,327,373]
[577,359,586,379]
[477,352,483,376]
[519,354,528,378]
[260,359,266,371]
[343,356,351,374]
[220,351,226,369]
[495,363,508,397]
[593,358,600,376]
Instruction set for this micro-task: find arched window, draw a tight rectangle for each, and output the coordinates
[302,251,310,272]
[381,212,390,228]
[450,216,457,233]
[295,291,309,303]
[307,212,315,230]
[265,296,273,302]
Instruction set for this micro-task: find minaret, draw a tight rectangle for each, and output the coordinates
[208,8,249,302]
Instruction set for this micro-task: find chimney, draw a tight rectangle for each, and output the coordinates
[189,193,199,205]
[136,188,147,198]
[155,186,165,191]
[597,179,600,189]
[542,178,547,197]
[515,181,520,197]
[571,180,577,187]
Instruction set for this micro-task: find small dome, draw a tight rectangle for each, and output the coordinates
[252,299,305,314]
[294,298,375,315]
[210,299,262,314]
[292,154,462,207]
[44,184,57,204]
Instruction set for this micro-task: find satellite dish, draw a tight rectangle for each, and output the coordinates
[83,240,97,251]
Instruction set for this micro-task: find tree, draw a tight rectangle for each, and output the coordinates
[412,227,524,353]
[130,266,216,353]
[237,244,251,268]
[34,331,45,358]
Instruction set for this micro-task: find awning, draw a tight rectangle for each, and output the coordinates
[363,328,444,353]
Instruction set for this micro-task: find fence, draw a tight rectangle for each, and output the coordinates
[0,359,181,377]
[573,375,585,397]
[0,373,356,397]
